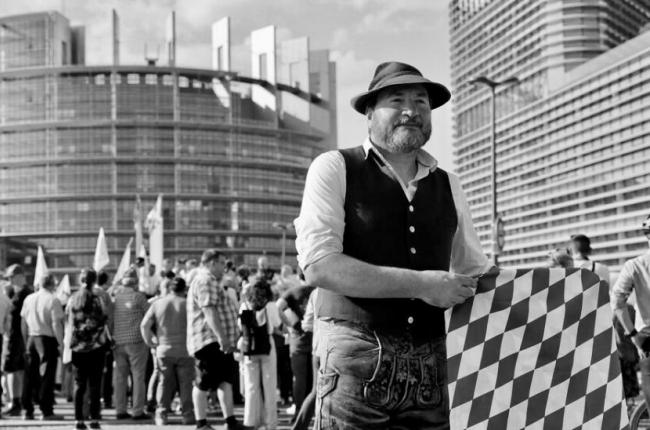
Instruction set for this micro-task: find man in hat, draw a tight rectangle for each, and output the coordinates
[112,267,151,420]
[1,264,32,417]
[295,62,490,428]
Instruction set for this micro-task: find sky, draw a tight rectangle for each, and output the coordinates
[1,0,455,170]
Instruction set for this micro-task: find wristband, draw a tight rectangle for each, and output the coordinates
[625,328,638,338]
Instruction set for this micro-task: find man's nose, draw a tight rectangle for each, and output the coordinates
[401,99,417,115]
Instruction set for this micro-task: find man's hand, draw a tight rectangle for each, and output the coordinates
[418,271,477,308]
[220,338,234,354]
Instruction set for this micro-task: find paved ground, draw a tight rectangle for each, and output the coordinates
[0,397,299,429]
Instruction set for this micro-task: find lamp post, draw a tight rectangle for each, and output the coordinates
[272,221,293,268]
[469,76,519,267]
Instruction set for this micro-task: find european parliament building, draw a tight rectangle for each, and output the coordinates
[0,11,336,274]
[450,0,650,274]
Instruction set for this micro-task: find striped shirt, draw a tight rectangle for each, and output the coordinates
[186,267,239,355]
[113,285,149,345]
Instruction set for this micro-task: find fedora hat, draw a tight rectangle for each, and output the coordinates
[351,62,451,114]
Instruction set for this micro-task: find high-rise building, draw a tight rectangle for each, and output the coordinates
[0,11,336,275]
[450,0,650,274]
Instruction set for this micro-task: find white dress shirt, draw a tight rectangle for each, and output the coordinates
[611,250,650,330]
[294,139,490,276]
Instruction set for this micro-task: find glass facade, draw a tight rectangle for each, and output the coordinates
[450,0,650,274]
[0,12,336,274]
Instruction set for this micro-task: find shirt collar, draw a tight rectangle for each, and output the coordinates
[362,138,438,172]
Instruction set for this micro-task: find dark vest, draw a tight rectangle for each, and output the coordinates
[317,146,458,339]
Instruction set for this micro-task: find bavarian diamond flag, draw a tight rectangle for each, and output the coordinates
[445,268,629,430]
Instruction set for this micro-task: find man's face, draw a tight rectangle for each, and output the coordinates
[208,257,226,279]
[258,257,268,270]
[163,259,173,271]
[10,274,25,289]
[368,84,432,154]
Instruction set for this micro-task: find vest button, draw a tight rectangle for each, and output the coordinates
[408,205,414,212]
[410,247,416,254]
[407,316,414,324]
[409,226,415,233]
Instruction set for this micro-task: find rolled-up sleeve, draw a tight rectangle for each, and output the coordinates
[611,261,634,310]
[448,173,491,276]
[294,151,346,271]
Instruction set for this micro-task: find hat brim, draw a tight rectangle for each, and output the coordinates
[350,75,451,114]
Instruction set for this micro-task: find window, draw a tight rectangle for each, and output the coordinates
[259,53,267,80]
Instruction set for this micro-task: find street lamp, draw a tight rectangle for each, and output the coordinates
[469,76,519,267]
[272,221,294,268]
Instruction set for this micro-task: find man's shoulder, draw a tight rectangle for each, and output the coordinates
[308,150,345,173]
[191,268,213,284]
[625,252,650,269]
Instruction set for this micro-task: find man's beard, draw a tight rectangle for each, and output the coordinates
[372,118,432,153]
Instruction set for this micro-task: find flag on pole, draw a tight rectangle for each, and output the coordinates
[134,194,143,260]
[114,237,133,284]
[55,274,71,307]
[93,227,110,272]
[445,268,628,430]
[34,246,48,289]
[145,194,163,270]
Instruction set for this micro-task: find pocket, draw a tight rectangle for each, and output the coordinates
[317,371,338,399]
[416,350,444,408]
[362,339,394,408]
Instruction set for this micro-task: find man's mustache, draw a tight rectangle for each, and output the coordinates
[394,117,423,128]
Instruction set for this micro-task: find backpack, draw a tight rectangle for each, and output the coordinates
[240,308,271,356]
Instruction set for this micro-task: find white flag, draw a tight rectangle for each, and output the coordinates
[134,195,143,260]
[34,246,48,288]
[56,274,71,307]
[145,194,164,270]
[114,238,133,285]
[93,227,110,272]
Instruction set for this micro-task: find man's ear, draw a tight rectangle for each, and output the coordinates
[366,106,373,120]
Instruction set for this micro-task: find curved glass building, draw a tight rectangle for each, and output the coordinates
[0,11,337,274]
[450,0,650,275]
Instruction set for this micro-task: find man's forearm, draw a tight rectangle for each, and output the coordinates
[614,306,635,334]
[305,253,428,299]
[140,321,155,348]
[53,321,64,346]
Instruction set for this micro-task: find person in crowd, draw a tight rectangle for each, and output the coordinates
[185,259,198,275]
[546,248,574,269]
[276,278,315,422]
[291,288,319,430]
[141,277,194,426]
[95,271,114,409]
[222,261,240,304]
[140,264,161,299]
[173,258,185,275]
[1,264,30,417]
[67,268,109,430]
[238,276,281,430]
[161,258,175,277]
[236,265,251,289]
[0,277,11,418]
[255,257,275,283]
[144,271,175,414]
[295,62,489,428]
[20,273,64,420]
[187,249,242,430]
[611,215,650,408]
[570,234,610,286]
[275,265,301,297]
[112,267,151,421]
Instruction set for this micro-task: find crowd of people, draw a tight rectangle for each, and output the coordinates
[0,250,317,430]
